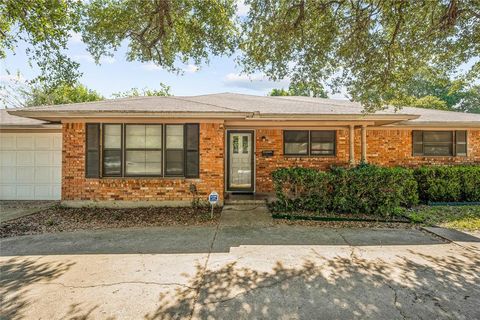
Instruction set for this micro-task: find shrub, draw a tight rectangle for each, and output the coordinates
[271,164,418,217]
[414,166,480,202]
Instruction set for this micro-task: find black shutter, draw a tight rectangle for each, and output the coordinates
[412,130,423,156]
[86,123,100,178]
[455,130,467,156]
[185,124,200,178]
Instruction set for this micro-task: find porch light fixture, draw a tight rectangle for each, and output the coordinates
[261,136,267,142]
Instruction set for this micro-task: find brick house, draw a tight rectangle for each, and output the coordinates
[4,93,480,205]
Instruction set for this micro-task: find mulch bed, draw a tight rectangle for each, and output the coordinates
[0,205,222,238]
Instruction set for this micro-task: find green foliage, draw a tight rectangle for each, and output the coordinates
[80,0,238,73]
[401,205,480,231]
[414,166,480,202]
[1,0,82,87]
[24,83,104,107]
[271,165,418,217]
[269,81,328,98]
[112,83,171,98]
[241,1,479,110]
[386,68,480,113]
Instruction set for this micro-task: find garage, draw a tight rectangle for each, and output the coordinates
[0,110,62,200]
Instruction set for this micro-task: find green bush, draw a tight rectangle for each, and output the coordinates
[271,164,418,217]
[414,166,480,202]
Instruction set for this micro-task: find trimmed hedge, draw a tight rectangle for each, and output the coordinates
[414,166,480,202]
[271,164,418,217]
[271,164,480,216]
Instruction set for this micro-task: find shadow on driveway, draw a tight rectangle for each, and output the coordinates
[0,225,446,256]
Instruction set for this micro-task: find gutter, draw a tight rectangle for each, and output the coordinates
[7,110,251,121]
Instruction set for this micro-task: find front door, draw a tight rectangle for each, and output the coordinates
[227,131,254,192]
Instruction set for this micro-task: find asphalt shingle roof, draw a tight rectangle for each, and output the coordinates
[4,93,480,125]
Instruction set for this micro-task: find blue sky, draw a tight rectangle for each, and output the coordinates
[1,29,294,101]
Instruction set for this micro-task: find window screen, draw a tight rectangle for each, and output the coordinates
[412,130,466,157]
[103,124,122,176]
[125,125,162,176]
[310,131,336,155]
[165,125,185,176]
[85,123,100,178]
[455,131,467,156]
[185,124,199,178]
[284,131,308,155]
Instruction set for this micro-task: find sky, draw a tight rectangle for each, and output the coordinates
[0,1,350,108]
[0,34,293,100]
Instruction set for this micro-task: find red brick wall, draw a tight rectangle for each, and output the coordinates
[255,128,480,193]
[63,123,480,201]
[62,122,224,202]
[255,128,350,193]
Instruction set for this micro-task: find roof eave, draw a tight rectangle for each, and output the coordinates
[253,113,419,121]
[7,110,250,121]
[388,121,480,128]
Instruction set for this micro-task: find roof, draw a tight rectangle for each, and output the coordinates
[0,109,61,129]
[6,93,480,127]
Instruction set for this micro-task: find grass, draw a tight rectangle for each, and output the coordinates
[401,205,480,231]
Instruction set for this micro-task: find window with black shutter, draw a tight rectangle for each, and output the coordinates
[85,123,100,178]
[92,123,200,178]
[185,124,200,178]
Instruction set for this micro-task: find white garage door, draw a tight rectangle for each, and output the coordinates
[0,132,62,200]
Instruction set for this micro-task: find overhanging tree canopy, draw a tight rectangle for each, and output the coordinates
[2,0,478,110]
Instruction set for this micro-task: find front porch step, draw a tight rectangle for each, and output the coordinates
[224,199,267,205]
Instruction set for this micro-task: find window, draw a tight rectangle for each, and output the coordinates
[310,131,336,155]
[89,123,199,178]
[103,124,122,176]
[185,124,200,178]
[86,124,100,178]
[413,130,467,156]
[165,125,185,176]
[284,131,309,155]
[284,130,336,156]
[125,125,162,176]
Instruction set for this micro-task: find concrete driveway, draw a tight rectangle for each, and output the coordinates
[0,201,57,223]
[1,225,479,319]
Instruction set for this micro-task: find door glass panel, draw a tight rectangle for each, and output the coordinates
[233,136,239,154]
[242,136,249,154]
[229,133,252,190]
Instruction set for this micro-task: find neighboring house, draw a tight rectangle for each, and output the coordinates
[3,93,480,205]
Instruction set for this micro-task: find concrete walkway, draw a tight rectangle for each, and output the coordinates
[0,201,57,223]
[1,221,480,319]
[219,204,273,227]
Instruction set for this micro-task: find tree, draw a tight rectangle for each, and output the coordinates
[112,84,172,98]
[3,1,479,111]
[455,85,480,114]
[240,0,479,110]
[24,83,104,107]
[386,68,480,113]
[269,81,328,97]
[1,0,82,87]
[80,0,238,73]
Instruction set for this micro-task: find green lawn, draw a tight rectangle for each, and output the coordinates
[402,205,480,231]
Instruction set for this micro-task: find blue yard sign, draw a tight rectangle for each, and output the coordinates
[209,191,219,204]
[208,191,219,219]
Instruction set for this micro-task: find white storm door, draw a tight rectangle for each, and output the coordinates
[228,131,253,191]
